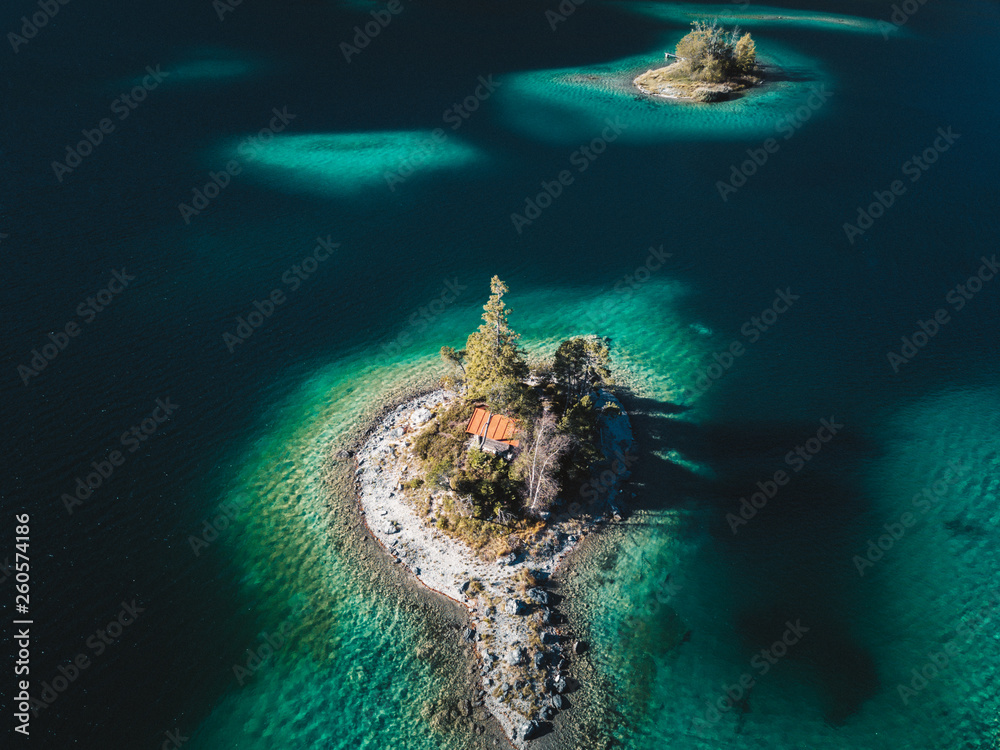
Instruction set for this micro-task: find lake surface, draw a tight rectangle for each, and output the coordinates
[3,0,999,747]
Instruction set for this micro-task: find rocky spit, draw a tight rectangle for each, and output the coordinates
[350,389,633,748]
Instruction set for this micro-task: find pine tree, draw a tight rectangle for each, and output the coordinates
[464,276,528,404]
[552,337,612,407]
[440,346,466,376]
[735,33,756,74]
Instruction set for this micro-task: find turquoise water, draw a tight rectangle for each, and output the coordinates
[4,0,999,747]
[496,37,836,143]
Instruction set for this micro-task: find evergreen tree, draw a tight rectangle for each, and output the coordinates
[464,276,528,405]
[552,337,612,407]
[734,33,757,74]
[558,394,603,483]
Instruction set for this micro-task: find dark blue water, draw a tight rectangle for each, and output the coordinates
[3,0,999,747]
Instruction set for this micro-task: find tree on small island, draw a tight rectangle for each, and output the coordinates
[674,20,757,82]
[635,19,761,102]
[417,278,621,552]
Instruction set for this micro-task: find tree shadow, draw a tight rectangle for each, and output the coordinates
[610,388,884,724]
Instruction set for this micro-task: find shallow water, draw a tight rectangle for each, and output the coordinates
[4,0,999,747]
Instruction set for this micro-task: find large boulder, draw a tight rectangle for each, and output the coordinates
[504,599,526,616]
[692,86,731,103]
[541,631,560,645]
[527,588,550,606]
[518,721,540,742]
[410,407,433,426]
[507,647,526,666]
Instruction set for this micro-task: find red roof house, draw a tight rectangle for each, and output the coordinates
[465,407,520,454]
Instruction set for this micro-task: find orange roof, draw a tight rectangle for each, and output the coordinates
[465,407,520,447]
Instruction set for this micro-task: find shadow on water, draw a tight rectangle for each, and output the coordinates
[758,64,819,85]
[611,388,883,726]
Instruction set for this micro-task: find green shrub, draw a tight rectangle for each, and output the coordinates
[673,21,754,82]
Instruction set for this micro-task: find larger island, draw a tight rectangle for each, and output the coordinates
[350,277,634,746]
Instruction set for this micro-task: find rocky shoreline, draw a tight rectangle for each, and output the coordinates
[633,62,762,103]
[348,388,634,747]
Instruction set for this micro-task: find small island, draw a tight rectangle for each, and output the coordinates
[351,277,634,746]
[634,20,761,102]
